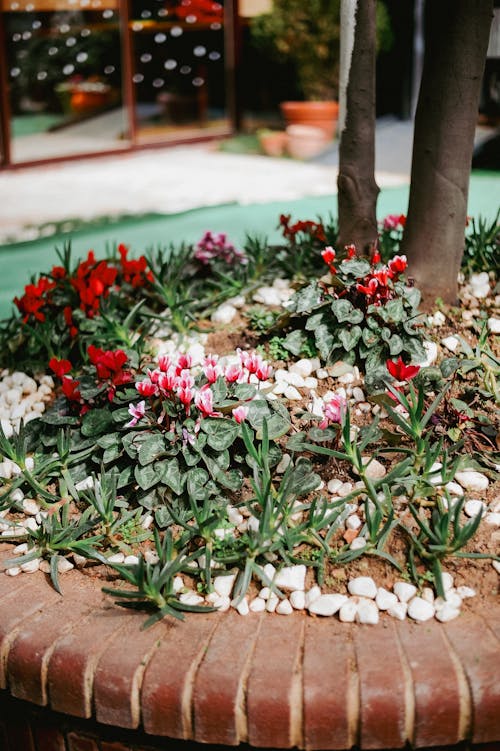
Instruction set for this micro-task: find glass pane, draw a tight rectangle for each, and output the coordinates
[130,0,230,142]
[3,0,129,164]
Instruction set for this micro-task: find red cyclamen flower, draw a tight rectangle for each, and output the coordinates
[49,357,72,378]
[386,356,420,381]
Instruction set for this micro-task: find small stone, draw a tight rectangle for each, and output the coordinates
[350,537,367,550]
[464,499,486,518]
[445,481,464,496]
[455,470,489,492]
[290,590,306,610]
[348,577,377,599]
[284,385,302,401]
[408,597,435,622]
[469,272,490,298]
[485,512,500,526]
[387,602,408,620]
[213,595,231,612]
[252,286,282,306]
[249,597,266,613]
[308,594,348,616]
[393,582,417,603]
[124,555,139,566]
[441,335,460,352]
[57,558,74,573]
[73,553,88,567]
[338,600,358,622]
[20,558,40,573]
[10,488,24,503]
[456,585,476,599]
[233,596,249,616]
[305,585,322,607]
[338,482,353,497]
[173,576,184,593]
[285,372,306,388]
[356,598,379,625]
[357,457,386,480]
[316,368,329,379]
[346,514,362,531]
[266,594,279,613]
[75,476,94,492]
[259,586,271,600]
[358,402,372,413]
[5,566,21,576]
[421,587,435,603]
[13,543,28,555]
[107,552,125,564]
[487,316,500,334]
[0,419,13,439]
[276,599,293,615]
[441,572,454,592]
[376,587,398,610]
[491,560,500,574]
[415,340,438,367]
[327,478,343,494]
[274,565,306,591]
[435,603,461,622]
[428,461,443,485]
[303,377,318,389]
[431,311,446,327]
[179,592,204,606]
[352,387,365,403]
[435,592,462,610]
[213,574,236,598]
[290,359,314,378]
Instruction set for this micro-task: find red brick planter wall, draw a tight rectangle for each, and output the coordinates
[0,545,499,751]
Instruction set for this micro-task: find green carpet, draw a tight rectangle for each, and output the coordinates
[0,174,498,319]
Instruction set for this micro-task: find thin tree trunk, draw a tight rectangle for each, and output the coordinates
[401,0,493,304]
[337,0,379,254]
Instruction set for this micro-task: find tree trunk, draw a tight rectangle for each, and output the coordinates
[337,0,379,254]
[401,0,493,304]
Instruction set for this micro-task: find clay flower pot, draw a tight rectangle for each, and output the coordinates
[280,100,339,140]
[285,124,328,160]
[257,130,288,157]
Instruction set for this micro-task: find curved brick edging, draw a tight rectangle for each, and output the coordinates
[0,545,499,751]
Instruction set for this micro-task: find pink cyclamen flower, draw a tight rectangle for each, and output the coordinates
[194,385,221,418]
[232,405,249,424]
[225,362,244,383]
[177,386,194,414]
[136,379,157,397]
[175,354,192,374]
[126,400,146,428]
[157,355,172,372]
[319,394,347,429]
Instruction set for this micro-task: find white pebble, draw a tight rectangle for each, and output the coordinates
[421,587,435,603]
[415,340,438,367]
[276,599,293,615]
[393,582,417,603]
[10,489,24,503]
[213,574,236,598]
[266,594,279,613]
[327,478,343,494]
[107,552,125,564]
[249,597,266,613]
[316,368,329,379]
[20,558,40,573]
[350,537,367,550]
[22,499,40,516]
[356,598,379,625]
[348,577,377,599]
[305,585,322,607]
[464,499,486,518]
[346,515,362,531]
[352,387,365,403]
[284,385,302,401]
[485,513,500,526]
[435,604,461,622]
[0,420,13,439]
[455,470,489,492]
[408,597,435,622]
[456,586,476,599]
[173,576,184,593]
[441,572,454,592]
[445,481,464,496]
[211,304,237,325]
[276,453,292,474]
[387,602,408,620]
[308,593,348,616]
[13,543,28,555]
[274,565,306,591]
[441,335,460,353]
[304,376,318,389]
[75,476,94,492]
[213,595,231,612]
[376,587,398,610]
[124,555,139,566]
[290,359,313,378]
[57,557,74,573]
[338,600,358,622]
[491,560,500,574]
[435,592,462,610]
[357,457,386,480]
[5,566,21,576]
[487,316,500,334]
[290,590,306,610]
[179,592,204,606]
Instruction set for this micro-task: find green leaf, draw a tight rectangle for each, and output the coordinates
[211,377,228,404]
[339,259,370,278]
[233,382,256,401]
[256,412,290,440]
[339,325,361,352]
[380,299,404,323]
[292,282,322,313]
[201,418,240,451]
[288,459,322,496]
[283,329,309,356]
[362,327,379,348]
[134,463,159,491]
[305,312,325,332]
[111,407,131,423]
[81,408,112,437]
[388,334,403,356]
[97,433,120,450]
[138,434,166,466]
[158,457,185,495]
[440,357,462,378]
[330,298,353,322]
[314,324,335,360]
[186,467,210,499]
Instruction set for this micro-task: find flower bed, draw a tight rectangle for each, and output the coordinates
[0,216,498,631]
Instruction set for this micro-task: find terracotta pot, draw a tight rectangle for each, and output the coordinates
[286,124,328,160]
[70,90,110,113]
[280,100,339,140]
[257,130,288,157]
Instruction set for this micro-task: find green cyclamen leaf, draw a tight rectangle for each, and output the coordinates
[134,463,159,491]
[201,418,240,450]
[186,467,210,499]
[138,433,166,466]
[339,325,362,352]
[158,457,185,495]
[283,329,309,356]
[81,408,113,437]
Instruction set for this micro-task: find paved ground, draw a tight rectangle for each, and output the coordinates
[0,117,420,244]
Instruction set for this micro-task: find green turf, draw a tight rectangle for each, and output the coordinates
[11,113,66,138]
[0,173,498,319]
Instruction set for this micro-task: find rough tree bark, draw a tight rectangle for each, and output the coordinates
[337,0,379,254]
[401,0,493,304]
